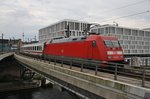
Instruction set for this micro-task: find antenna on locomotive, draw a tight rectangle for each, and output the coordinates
[84,24,101,37]
[83,24,91,38]
[84,27,89,38]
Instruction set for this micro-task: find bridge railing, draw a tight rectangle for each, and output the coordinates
[19,53,150,88]
[0,52,6,55]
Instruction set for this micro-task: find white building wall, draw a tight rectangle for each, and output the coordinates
[39,19,92,43]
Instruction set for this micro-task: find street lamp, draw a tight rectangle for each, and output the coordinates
[22,32,24,42]
[13,37,15,52]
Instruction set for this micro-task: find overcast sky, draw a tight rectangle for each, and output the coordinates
[0,0,150,40]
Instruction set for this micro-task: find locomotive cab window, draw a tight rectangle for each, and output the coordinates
[92,41,97,47]
[81,37,86,40]
[104,40,120,47]
[104,40,113,47]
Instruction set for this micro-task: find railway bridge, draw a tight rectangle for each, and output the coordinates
[0,52,13,61]
[0,53,40,92]
[12,53,150,99]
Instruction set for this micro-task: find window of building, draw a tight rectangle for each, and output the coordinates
[79,32,81,36]
[75,22,79,30]
[123,36,128,40]
[116,28,123,35]
[77,32,78,36]
[105,27,109,33]
[145,31,150,36]
[63,21,67,29]
[139,31,144,36]
[124,29,131,35]
[123,45,128,49]
[72,31,75,36]
[100,28,104,34]
[129,45,135,49]
[109,27,115,34]
[132,30,138,36]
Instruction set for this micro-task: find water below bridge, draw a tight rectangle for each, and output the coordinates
[0,86,83,99]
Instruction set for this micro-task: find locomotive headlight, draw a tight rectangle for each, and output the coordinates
[107,51,113,55]
[117,51,123,55]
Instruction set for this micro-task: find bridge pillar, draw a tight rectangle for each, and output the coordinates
[41,77,46,87]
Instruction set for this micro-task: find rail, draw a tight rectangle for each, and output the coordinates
[19,53,150,88]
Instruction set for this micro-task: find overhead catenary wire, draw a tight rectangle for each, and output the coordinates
[100,10,150,23]
[97,0,149,21]
[105,0,147,13]
[78,0,149,22]
[148,0,150,8]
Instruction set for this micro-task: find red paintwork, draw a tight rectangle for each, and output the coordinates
[43,35,124,62]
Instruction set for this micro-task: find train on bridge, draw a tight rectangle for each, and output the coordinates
[20,35,124,67]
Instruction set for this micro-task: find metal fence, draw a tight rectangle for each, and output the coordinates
[20,53,150,88]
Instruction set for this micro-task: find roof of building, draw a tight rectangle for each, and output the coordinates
[93,24,150,31]
[39,19,94,30]
[143,28,150,31]
[0,39,9,44]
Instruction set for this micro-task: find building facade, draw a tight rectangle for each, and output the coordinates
[0,39,10,52]
[39,19,92,43]
[0,39,22,52]
[143,28,150,31]
[91,25,150,57]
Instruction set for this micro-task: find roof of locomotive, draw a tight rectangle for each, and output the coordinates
[49,36,87,43]
[47,35,118,44]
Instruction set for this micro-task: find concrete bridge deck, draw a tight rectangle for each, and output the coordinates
[14,54,150,99]
[0,53,13,61]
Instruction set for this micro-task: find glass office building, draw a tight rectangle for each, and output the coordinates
[39,19,92,43]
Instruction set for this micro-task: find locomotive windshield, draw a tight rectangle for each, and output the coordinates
[112,41,120,47]
[104,40,113,47]
[104,40,120,47]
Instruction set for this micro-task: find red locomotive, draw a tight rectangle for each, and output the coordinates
[21,35,124,65]
[44,35,124,62]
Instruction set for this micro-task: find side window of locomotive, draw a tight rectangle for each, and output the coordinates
[39,46,42,51]
[37,46,38,51]
[72,38,77,41]
[35,46,37,51]
[92,41,97,47]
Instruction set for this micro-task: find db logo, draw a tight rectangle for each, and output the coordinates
[61,49,64,53]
